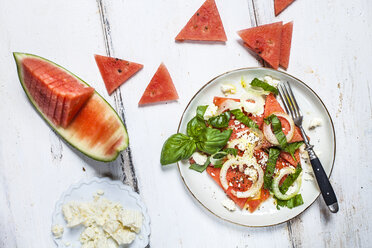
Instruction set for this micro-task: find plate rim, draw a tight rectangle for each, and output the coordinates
[176,67,336,227]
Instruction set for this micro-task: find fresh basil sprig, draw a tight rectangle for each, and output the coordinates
[275,194,304,210]
[263,148,281,190]
[196,128,232,154]
[280,165,302,194]
[265,114,287,147]
[187,116,206,138]
[196,105,208,118]
[250,78,278,95]
[281,142,304,160]
[160,134,196,165]
[223,148,238,156]
[208,111,231,128]
[230,109,258,129]
[189,157,211,173]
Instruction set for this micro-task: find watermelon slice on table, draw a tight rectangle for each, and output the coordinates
[237,22,283,69]
[94,54,143,95]
[138,63,178,105]
[274,0,295,16]
[175,0,227,42]
[14,53,128,161]
[279,22,293,69]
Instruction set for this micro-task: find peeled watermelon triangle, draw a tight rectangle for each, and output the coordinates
[238,22,283,69]
[95,54,143,95]
[138,63,178,105]
[280,22,293,69]
[175,0,227,42]
[274,0,295,16]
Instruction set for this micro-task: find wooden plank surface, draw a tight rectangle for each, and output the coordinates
[0,0,371,247]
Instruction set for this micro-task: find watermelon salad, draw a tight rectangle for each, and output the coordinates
[160,76,307,212]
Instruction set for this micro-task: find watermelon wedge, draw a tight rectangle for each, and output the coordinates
[274,0,295,16]
[175,0,227,42]
[94,55,143,95]
[279,22,293,69]
[237,22,283,69]
[138,63,178,105]
[14,53,128,162]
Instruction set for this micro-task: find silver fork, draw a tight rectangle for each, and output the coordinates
[278,81,339,213]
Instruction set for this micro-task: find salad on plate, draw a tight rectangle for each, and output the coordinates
[161,76,308,213]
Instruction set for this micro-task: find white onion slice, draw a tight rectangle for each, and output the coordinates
[240,92,265,116]
[217,99,241,115]
[263,112,295,145]
[219,158,264,198]
[272,167,302,200]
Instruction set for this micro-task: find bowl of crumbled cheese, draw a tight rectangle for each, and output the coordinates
[51,177,150,248]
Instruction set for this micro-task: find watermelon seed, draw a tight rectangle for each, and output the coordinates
[204,26,209,30]
[193,25,198,29]
[118,69,122,73]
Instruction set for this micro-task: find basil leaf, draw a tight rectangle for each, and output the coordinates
[187,116,206,138]
[160,133,196,165]
[265,114,287,147]
[196,128,232,154]
[276,194,304,209]
[230,109,259,129]
[250,78,278,95]
[208,111,231,128]
[196,105,208,118]
[264,148,280,190]
[281,142,304,160]
[280,165,302,194]
[223,148,238,156]
[189,157,210,173]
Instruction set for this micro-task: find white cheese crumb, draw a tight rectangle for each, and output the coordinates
[220,84,237,96]
[308,118,322,130]
[191,152,208,165]
[96,190,104,196]
[63,241,70,246]
[264,76,280,87]
[244,167,258,181]
[221,198,236,211]
[51,224,64,239]
[203,104,218,120]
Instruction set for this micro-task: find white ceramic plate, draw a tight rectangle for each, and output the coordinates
[177,68,336,227]
[51,177,150,247]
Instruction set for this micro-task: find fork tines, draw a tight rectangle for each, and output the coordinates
[278,81,302,121]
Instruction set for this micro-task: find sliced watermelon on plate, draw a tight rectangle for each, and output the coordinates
[279,22,293,69]
[94,54,143,95]
[274,0,295,16]
[14,53,128,161]
[138,63,178,105]
[175,0,227,42]
[238,22,283,69]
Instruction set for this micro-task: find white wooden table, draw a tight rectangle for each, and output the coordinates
[0,0,371,247]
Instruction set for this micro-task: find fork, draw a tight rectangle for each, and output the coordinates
[278,81,339,213]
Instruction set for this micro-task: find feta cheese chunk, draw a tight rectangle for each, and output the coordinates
[51,224,64,238]
[264,76,280,87]
[118,209,143,233]
[203,104,218,120]
[308,118,322,130]
[191,151,208,165]
[220,84,237,96]
[221,198,236,211]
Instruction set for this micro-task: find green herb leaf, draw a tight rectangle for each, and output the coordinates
[160,134,196,165]
[276,194,304,209]
[264,148,281,190]
[196,105,208,118]
[196,128,232,154]
[223,148,238,156]
[265,114,287,147]
[189,157,211,173]
[281,142,304,160]
[187,116,206,138]
[250,78,278,95]
[280,165,302,194]
[230,109,259,129]
[208,111,231,128]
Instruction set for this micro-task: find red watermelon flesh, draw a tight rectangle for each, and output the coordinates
[264,94,303,142]
[237,22,283,69]
[280,150,300,166]
[138,63,179,105]
[280,22,293,69]
[245,188,271,213]
[274,0,295,16]
[94,55,143,95]
[21,57,94,127]
[175,0,227,42]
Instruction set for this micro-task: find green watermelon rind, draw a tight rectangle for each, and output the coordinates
[13,52,129,162]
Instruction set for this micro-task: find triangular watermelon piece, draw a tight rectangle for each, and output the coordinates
[237,22,283,69]
[264,94,303,142]
[279,22,293,69]
[175,0,227,42]
[138,63,178,105]
[94,54,143,95]
[274,0,295,16]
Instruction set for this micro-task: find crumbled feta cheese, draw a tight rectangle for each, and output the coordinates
[221,198,236,211]
[308,118,322,130]
[203,104,218,120]
[51,224,64,238]
[63,241,71,246]
[96,190,104,196]
[264,76,280,87]
[258,152,268,165]
[234,120,240,125]
[191,152,208,165]
[221,84,237,96]
[244,167,258,181]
